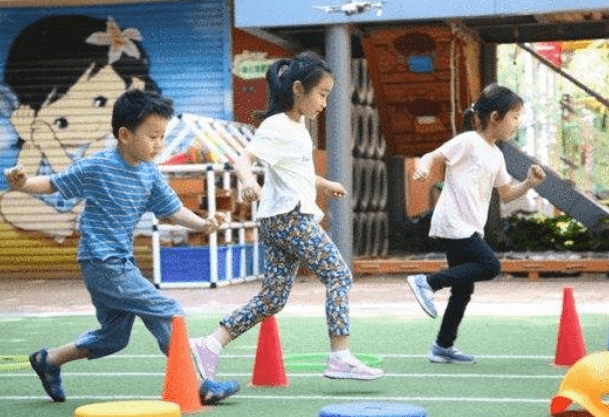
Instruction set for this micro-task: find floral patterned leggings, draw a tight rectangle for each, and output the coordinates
[221,206,352,338]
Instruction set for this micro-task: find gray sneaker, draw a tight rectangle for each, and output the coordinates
[407,274,437,318]
[429,343,475,364]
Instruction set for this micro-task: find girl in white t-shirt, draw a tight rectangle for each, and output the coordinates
[191,52,384,381]
[408,84,546,364]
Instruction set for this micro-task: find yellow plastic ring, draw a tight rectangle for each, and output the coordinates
[0,355,31,371]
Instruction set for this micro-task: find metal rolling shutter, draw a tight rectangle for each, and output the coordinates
[0,0,231,279]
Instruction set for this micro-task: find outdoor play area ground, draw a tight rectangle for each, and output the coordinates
[2,273,609,417]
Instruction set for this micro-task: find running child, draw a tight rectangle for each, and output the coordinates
[4,89,240,404]
[408,84,546,364]
[191,52,384,381]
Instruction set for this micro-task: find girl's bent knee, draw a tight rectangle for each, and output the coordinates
[267,302,285,316]
[481,259,501,281]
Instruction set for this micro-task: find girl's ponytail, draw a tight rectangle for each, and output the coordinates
[256,52,332,120]
[461,105,477,132]
[461,84,523,132]
[262,58,293,119]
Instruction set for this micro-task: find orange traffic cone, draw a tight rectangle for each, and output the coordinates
[554,286,586,367]
[163,316,206,414]
[250,316,289,387]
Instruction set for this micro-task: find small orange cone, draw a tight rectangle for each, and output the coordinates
[554,286,586,367]
[250,316,289,387]
[163,316,206,414]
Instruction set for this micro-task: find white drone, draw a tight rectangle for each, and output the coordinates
[313,0,385,16]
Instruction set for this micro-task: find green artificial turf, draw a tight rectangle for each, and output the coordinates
[1,312,606,417]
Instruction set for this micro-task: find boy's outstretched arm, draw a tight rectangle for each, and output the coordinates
[4,165,55,194]
[167,207,226,234]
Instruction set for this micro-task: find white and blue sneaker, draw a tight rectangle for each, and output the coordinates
[429,343,475,364]
[407,274,437,318]
[199,379,240,405]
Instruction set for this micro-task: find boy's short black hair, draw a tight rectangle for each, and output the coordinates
[112,90,174,139]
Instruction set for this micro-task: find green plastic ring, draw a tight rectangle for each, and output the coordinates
[284,353,383,371]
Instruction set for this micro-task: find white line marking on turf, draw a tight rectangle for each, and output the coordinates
[91,353,555,360]
[0,372,562,379]
[1,372,166,377]
[385,354,555,360]
[227,395,550,403]
[0,394,549,403]
[220,372,564,380]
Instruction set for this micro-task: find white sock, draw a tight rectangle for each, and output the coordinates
[330,349,353,361]
[204,335,223,355]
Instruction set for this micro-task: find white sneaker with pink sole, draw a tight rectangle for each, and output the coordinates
[323,355,385,380]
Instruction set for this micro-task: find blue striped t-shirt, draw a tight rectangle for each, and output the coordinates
[50,148,182,261]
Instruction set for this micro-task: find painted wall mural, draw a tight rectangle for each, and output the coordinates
[0,2,229,246]
[1,14,157,242]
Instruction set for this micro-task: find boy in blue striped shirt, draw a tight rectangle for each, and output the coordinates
[4,90,239,405]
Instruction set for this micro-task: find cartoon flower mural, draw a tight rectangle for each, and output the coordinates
[86,16,143,64]
[0,14,159,243]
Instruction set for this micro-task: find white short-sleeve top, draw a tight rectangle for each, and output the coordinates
[429,131,511,239]
[246,113,323,221]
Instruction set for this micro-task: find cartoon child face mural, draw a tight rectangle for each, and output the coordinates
[0,15,160,243]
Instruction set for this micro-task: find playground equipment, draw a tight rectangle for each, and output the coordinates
[551,351,609,416]
[150,114,264,288]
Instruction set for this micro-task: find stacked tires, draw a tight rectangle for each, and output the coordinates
[351,58,389,257]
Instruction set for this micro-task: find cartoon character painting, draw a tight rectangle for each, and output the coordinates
[0,15,160,243]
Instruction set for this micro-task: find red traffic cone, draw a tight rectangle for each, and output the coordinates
[250,316,289,387]
[163,316,206,414]
[554,286,586,367]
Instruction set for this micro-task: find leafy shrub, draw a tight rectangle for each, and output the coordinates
[397,212,609,253]
[497,214,609,252]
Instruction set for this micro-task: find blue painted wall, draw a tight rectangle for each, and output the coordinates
[0,1,233,277]
[0,0,231,189]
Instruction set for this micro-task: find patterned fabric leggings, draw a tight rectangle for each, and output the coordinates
[221,207,352,338]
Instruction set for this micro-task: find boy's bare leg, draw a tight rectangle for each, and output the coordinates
[44,343,89,367]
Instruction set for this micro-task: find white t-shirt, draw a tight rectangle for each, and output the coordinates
[246,113,323,221]
[429,131,511,239]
